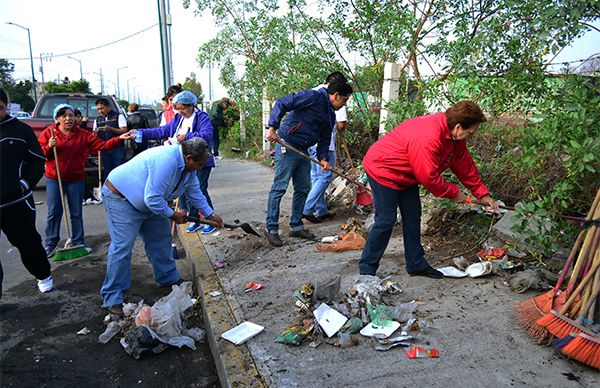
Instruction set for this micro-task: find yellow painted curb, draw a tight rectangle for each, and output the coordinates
[178,225,267,388]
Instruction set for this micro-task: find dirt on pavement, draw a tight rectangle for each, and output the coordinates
[0,234,219,388]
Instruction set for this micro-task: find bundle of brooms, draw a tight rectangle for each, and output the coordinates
[514,188,600,369]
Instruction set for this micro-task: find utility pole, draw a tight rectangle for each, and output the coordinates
[157,0,173,92]
[127,77,135,102]
[67,56,83,80]
[39,52,52,95]
[6,22,37,104]
[93,70,105,94]
[116,66,127,99]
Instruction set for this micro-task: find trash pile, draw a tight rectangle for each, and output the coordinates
[274,275,439,358]
[97,282,206,359]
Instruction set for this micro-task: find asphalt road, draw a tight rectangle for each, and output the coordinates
[1,187,109,292]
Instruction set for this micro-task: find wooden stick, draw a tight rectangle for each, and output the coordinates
[49,127,72,241]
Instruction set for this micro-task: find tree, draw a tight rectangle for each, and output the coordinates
[182,72,204,105]
[0,59,15,86]
[45,79,92,94]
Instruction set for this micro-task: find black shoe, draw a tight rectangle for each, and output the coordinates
[289,229,316,240]
[302,214,322,224]
[408,266,444,279]
[264,231,284,247]
[317,212,335,221]
[159,278,186,288]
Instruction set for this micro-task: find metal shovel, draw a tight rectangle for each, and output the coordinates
[184,215,261,237]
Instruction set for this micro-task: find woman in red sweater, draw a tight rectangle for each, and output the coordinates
[359,101,498,278]
[38,104,130,257]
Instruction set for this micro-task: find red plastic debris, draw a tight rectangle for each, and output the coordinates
[477,247,506,261]
[406,345,440,359]
[244,281,263,292]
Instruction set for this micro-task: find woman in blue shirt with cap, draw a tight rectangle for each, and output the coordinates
[137,91,217,234]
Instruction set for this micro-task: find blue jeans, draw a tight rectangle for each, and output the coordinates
[101,145,125,182]
[179,167,213,215]
[45,178,85,249]
[359,176,428,275]
[266,143,311,234]
[100,185,180,307]
[303,147,336,217]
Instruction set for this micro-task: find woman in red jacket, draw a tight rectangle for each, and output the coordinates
[38,104,130,257]
[359,101,498,278]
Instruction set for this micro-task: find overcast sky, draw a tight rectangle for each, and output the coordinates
[1,0,226,105]
[1,0,598,106]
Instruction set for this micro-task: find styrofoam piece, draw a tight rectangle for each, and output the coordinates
[437,266,468,278]
[313,303,348,338]
[359,321,401,339]
[221,321,264,345]
[466,262,493,278]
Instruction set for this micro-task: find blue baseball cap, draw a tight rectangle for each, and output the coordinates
[53,103,75,119]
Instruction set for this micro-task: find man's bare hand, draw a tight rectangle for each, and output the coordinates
[478,195,499,211]
[208,213,224,228]
[266,127,279,142]
[170,210,187,224]
[320,160,332,171]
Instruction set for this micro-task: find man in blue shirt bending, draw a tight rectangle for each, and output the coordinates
[100,138,223,316]
[264,80,353,247]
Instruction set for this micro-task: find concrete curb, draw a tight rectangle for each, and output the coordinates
[178,225,267,388]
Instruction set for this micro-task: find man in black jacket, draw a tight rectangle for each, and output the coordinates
[0,88,53,296]
[126,103,150,157]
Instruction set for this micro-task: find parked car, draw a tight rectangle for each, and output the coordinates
[14,111,31,118]
[138,105,159,128]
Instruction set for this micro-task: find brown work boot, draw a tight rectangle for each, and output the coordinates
[289,229,316,240]
[264,231,284,247]
[302,214,322,224]
[106,304,124,318]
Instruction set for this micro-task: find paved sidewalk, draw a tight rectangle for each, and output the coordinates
[181,158,599,387]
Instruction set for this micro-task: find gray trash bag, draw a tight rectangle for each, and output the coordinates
[508,269,552,293]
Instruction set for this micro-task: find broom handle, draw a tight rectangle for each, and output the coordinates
[566,204,600,297]
[580,229,600,309]
[97,150,102,186]
[559,246,600,314]
[341,139,357,179]
[274,138,371,193]
[49,127,72,240]
[586,250,600,321]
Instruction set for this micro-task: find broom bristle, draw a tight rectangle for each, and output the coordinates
[514,290,559,343]
[537,310,584,339]
[561,333,600,370]
[52,245,91,262]
[551,334,576,352]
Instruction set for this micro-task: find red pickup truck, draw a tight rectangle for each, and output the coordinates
[21,93,126,188]
[21,93,124,138]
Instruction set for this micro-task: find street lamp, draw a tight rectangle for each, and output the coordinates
[6,22,37,103]
[127,77,136,102]
[116,66,128,100]
[67,56,83,80]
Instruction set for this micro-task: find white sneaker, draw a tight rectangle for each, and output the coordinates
[37,276,53,293]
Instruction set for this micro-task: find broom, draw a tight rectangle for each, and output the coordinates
[536,247,600,339]
[513,188,600,341]
[560,332,600,370]
[49,126,91,262]
[171,198,180,260]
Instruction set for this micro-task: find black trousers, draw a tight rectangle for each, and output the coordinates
[0,197,51,297]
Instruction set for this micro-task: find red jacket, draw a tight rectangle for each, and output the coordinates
[363,112,489,199]
[38,124,122,182]
[163,106,176,124]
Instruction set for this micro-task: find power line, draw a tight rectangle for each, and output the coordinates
[547,53,600,66]
[5,24,158,61]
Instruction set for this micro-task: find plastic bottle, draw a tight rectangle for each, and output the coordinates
[98,321,121,344]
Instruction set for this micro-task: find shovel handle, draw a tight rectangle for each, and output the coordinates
[466,197,586,222]
[274,138,371,193]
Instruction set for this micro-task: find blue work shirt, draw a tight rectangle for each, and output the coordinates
[268,87,334,162]
[107,144,212,219]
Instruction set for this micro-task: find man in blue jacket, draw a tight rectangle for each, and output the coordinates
[264,80,352,247]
